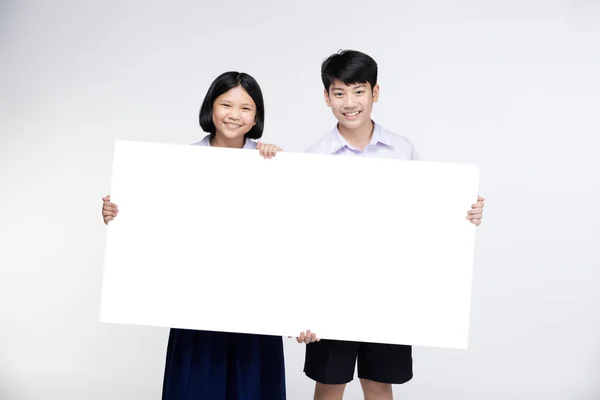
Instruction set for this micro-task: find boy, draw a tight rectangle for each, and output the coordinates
[302,50,485,400]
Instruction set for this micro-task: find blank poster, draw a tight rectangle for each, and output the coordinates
[100,140,480,349]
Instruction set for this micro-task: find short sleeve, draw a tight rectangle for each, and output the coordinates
[410,145,420,161]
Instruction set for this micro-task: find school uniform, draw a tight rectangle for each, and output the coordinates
[161,134,286,400]
[302,122,417,385]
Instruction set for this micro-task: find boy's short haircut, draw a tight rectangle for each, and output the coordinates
[321,50,378,92]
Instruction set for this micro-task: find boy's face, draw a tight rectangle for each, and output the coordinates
[324,79,379,132]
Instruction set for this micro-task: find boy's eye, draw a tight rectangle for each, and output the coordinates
[356,90,364,95]
[333,93,343,97]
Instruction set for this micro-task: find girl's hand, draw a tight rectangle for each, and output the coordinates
[102,195,119,225]
[466,196,485,226]
[257,141,282,159]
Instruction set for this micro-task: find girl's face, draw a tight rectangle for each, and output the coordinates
[212,86,257,141]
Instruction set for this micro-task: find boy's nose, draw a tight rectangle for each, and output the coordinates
[344,96,356,107]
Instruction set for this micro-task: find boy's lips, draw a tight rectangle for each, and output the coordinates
[342,111,361,118]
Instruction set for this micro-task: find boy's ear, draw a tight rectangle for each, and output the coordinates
[372,84,380,103]
[324,89,331,107]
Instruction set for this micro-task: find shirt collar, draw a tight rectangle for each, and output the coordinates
[200,134,256,149]
[329,121,393,154]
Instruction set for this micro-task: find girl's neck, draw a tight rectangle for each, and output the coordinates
[210,133,245,149]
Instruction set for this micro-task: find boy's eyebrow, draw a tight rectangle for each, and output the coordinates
[331,84,366,91]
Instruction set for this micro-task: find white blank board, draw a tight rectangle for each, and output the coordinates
[100,140,480,349]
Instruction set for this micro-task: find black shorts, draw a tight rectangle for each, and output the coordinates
[304,339,413,385]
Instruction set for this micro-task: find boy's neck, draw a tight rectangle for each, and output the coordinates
[338,120,374,151]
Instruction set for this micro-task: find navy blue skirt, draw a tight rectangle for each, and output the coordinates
[162,328,286,400]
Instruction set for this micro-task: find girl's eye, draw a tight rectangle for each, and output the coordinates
[222,103,230,107]
[243,108,251,111]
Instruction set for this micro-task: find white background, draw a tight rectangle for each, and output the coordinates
[1,0,599,399]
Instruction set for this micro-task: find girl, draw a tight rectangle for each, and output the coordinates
[102,71,318,400]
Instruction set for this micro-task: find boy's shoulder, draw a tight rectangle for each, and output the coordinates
[304,123,417,156]
[304,128,338,154]
[377,125,416,149]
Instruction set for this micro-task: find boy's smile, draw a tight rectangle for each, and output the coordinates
[325,79,379,134]
[342,110,361,119]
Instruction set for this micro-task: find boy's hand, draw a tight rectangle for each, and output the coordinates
[256,141,282,159]
[466,196,485,226]
[294,330,320,344]
[102,195,119,225]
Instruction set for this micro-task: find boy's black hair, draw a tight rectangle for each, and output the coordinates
[321,50,378,92]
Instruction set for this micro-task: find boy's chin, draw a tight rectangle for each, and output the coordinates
[337,118,368,130]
